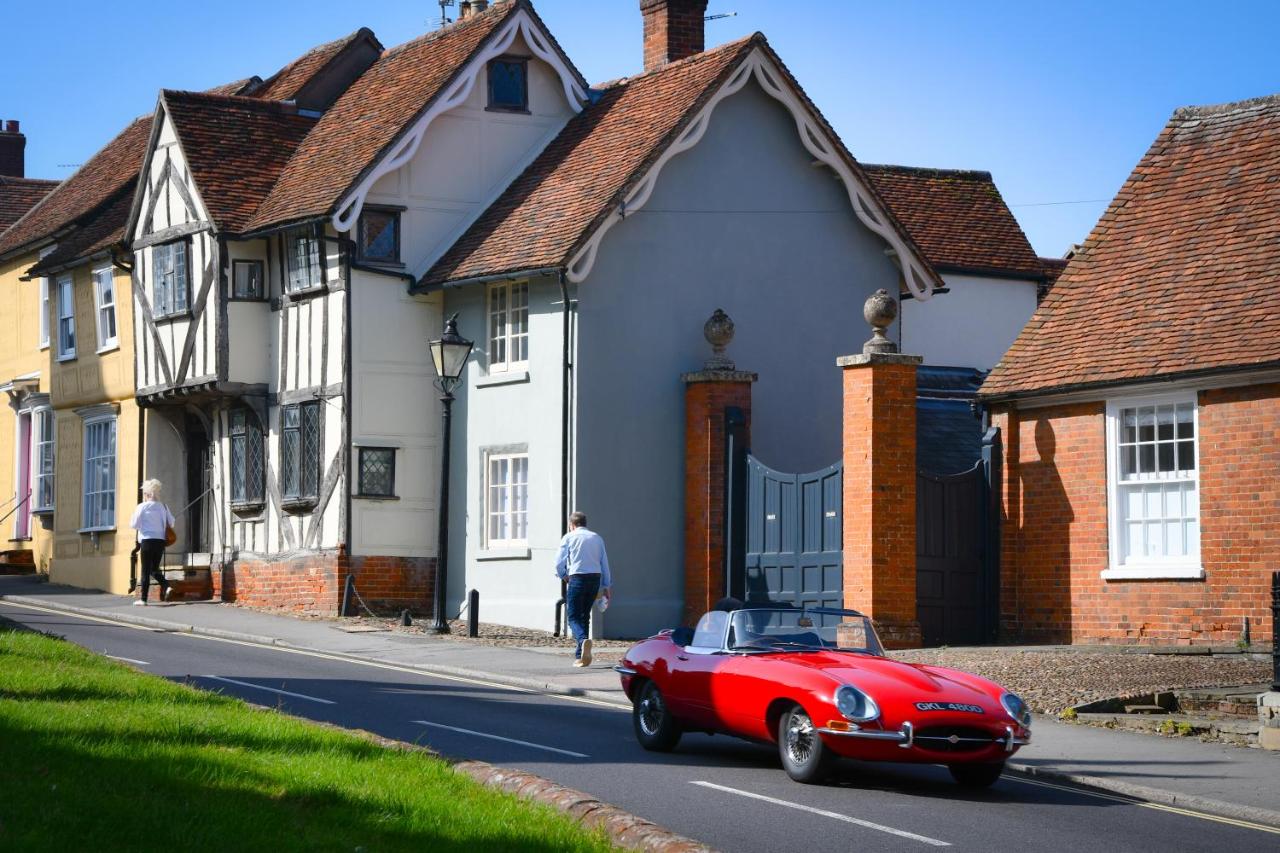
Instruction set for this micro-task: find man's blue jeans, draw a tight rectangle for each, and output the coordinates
[565,573,601,659]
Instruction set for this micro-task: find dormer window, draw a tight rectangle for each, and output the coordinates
[286,227,322,293]
[152,240,190,317]
[357,209,400,264]
[488,57,528,112]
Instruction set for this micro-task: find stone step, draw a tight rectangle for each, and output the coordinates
[1075,712,1259,746]
[1173,685,1269,720]
[1123,704,1170,714]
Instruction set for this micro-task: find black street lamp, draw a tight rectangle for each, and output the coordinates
[427,313,473,634]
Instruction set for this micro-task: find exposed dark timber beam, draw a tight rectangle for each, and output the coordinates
[134,221,214,249]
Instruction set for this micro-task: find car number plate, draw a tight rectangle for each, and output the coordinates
[915,702,984,714]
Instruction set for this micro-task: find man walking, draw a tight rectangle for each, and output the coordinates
[554,511,611,667]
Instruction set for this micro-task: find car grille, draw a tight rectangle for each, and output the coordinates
[912,726,999,753]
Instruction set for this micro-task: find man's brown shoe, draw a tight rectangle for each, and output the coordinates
[580,639,593,667]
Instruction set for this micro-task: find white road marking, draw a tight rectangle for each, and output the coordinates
[201,674,336,705]
[0,597,630,712]
[0,600,160,631]
[105,654,150,665]
[412,720,589,758]
[1008,775,1280,835]
[690,781,950,847]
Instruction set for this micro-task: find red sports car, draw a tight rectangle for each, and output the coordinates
[615,606,1031,786]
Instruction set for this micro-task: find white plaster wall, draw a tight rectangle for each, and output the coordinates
[349,270,442,557]
[444,274,567,632]
[364,33,576,277]
[225,241,272,386]
[901,273,1039,370]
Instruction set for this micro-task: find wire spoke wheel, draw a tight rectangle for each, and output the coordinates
[785,709,817,764]
[638,687,666,737]
[778,703,834,783]
[632,681,681,751]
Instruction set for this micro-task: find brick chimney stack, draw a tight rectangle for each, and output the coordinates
[641,0,708,72]
[0,120,25,178]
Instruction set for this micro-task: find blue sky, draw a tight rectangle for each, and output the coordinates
[4,1,1277,256]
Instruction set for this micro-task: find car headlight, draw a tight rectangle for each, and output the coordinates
[1001,692,1032,728]
[835,685,880,723]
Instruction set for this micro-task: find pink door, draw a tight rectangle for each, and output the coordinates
[13,412,31,540]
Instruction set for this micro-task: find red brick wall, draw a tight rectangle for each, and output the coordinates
[640,0,708,71]
[683,376,751,626]
[218,546,435,616]
[996,382,1279,646]
[842,359,920,648]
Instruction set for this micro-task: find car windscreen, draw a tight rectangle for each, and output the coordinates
[729,609,884,656]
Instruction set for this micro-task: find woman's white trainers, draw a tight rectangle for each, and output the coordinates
[132,600,147,606]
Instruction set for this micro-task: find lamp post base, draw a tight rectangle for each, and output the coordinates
[428,621,451,635]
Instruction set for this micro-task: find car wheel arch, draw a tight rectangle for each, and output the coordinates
[625,674,650,703]
[765,697,810,742]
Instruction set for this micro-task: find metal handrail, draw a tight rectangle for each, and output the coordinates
[0,491,31,527]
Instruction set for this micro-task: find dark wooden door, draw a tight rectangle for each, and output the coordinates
[916,465,987,646]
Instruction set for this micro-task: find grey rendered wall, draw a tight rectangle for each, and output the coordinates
[444,274,569,631]
[575,80,903,638]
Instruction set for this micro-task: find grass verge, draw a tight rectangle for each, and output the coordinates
[0,625,614,852]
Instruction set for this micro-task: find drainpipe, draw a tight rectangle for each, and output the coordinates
[555,270,573,633]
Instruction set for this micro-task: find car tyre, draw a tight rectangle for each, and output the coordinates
[778,703,834,783]
[948,762,1005,788]
[633,680,682,752]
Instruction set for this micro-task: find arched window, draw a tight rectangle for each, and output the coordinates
[229,407,264,505]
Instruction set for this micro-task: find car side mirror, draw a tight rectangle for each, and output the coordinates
[670,626,694,647]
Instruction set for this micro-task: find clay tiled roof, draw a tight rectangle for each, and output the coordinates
[246,3,520,231]
[254,29,371,101]
[161,91,317,233]
[421,35,760,286]
[0,116,151,258]
[26,186,135,276]
[205,77,263,97]
[861,164,1044,279]
[981,94,1280,399]
[0,176,58,234]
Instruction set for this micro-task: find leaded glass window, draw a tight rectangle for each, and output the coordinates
[281,402,321,501]
[230,408,264,505]
[152,240,190,316]
[488,58,528,111]
[357,448,395,497]
[357,210,400,263]
[286,227,322,293]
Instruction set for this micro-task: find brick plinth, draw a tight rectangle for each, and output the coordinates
[991,381,1280,646]
[840,353,922,649]
[682,369,754,626]
[219,546,435,616]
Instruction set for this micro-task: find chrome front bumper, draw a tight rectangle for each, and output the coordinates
[816,721,1031,752]
[613,665,638,676]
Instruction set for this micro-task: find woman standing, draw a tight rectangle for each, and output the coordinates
[129,479,175,605]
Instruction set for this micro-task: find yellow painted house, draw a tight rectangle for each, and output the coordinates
[0,118,152,592]
[0,162,59,572]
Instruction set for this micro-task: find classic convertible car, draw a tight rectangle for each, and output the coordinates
[615,606,1031,786]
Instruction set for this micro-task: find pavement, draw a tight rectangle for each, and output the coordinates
[4,575,1280,834]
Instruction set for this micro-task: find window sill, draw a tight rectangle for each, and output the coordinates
[96,343,120,355]
[78,526,116,535]
[283,285,329,303]
[38,343,49,351]
[230,502,265,516]
[477,370,530,388]
[354,494,399,501]
[486,106,531,115]
[476,547,531,561]
[56,353,77,363]
[354,258,404,270]
[1102,565,1205,581]
[31,507,54,516]
[154,310,193,324]
[280,498,318,514]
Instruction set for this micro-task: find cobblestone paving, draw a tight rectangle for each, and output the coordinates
[890,647,1272,713]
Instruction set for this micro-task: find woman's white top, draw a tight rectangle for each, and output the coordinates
[130,500,175,542]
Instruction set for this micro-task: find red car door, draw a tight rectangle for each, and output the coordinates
[663,611,731,728]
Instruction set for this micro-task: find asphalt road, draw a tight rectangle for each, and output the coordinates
[3,599,1275,852]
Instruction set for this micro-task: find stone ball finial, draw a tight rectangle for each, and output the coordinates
[703,308,736,370]
[862,289,899,355]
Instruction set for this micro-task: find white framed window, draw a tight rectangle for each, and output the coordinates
[56,273,76,360]
[286,227,322,293]
[38,276,51,349]
[93,265,118,352]
[32,407,55,513]
[487,281,529,373]
[81,415,117,531]
[1104,393,1202,579]
[485,452,528,546]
